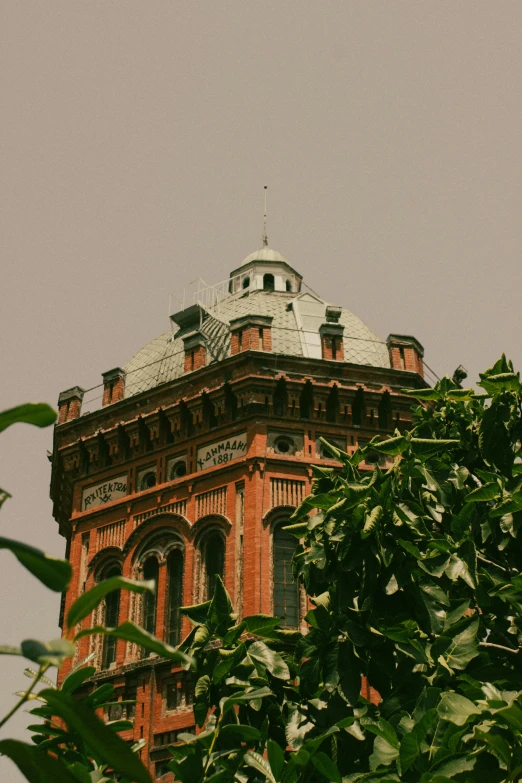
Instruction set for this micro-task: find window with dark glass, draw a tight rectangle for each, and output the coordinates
[273,525,299,628]
[101,564,121,669]
[202,532,225,600]
[166,549,183,646]
[142,557,159,650]
[166,673,194,711]
[263,273,275,291]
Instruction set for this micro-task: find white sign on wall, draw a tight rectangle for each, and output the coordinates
[197,434,247,471]
[82,475,128,511]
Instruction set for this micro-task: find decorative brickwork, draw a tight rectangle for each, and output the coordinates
[50,250,429,779]
[195,486,227,518]
[96,520,126,550]
[270,478,306,508]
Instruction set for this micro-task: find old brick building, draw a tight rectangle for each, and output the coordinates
[50,243,426,778]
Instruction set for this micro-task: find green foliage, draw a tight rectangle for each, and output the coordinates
[5,358,522,782]
[66,575,155,627]
[165,357,522,782]
[0,403,56,433]
[0,404,153,782]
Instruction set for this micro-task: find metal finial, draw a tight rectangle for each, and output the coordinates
[262,185,268,247]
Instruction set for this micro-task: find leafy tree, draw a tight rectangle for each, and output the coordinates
[166,356,522,782]
[4,355,522,783]
[0,404,188,783]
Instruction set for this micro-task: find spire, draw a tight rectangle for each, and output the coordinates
[262,185,268,247]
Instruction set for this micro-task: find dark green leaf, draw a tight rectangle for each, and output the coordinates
[437,692,480,725]
[75,621,192,665]
[310,751,342,782]
[40,689,152,783]
[0,403,57,433]
[267,738,285,780]
[67,577,155,628]
[0,536,71,592]
[21,638,74,667]
[0,738,78,783]
[248,640,290,679]
[219,724,262,743]
[60,665,96,693]
[244,750,276,782]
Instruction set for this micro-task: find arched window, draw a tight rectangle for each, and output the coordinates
[285,279,292,292]
[166,549,183,646]
[299,380,314,419]
[242,276,250,289]
[378,391,392,430]
[263,273,275,291]
[101,563,121,669]
[352,388,365,427]
[273,377,288,417]
[142,556,159,650]
[200,531,225,601]
[273,524,299,628]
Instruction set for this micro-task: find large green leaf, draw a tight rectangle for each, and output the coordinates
[440,621,479,671]
[243,614,282,637]
[248,640,290,679]
[0,403,57,433]
[244,750,276,783]
[180,599,211,626]
[220,687,272,716]
[0,536,71,592]
[67,576,155,627]
[21,638,75,667]
[0,738,78,783]
[209,575,235,629]
[75,621,192,665]
[60,665,96,693]
[310,751,342,782]
[437,692,480,725]
[39,689,152,783]
[219,724,262,743]
[267,739,285,780]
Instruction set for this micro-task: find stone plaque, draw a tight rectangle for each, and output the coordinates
[197,433,247,471]
[82,475,128,511]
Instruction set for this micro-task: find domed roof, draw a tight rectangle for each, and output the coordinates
[123,281,391,398]
[240,246,290,266]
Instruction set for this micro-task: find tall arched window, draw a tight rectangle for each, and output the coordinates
[273,524,299,628]
[263,273,275,291]
[166,549,183,646]
[101,563,121,669]
[142,556,159,645]
[201,531,225,601]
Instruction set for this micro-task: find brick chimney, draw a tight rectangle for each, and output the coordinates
[320,305,344,361]
[102,368,126,406]
[387,334,424,378]
[57,386,85,424]
[183,331,207,373]
[229,315,273,355]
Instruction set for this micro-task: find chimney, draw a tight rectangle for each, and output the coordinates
[57,386,85,424]
[387,334,424,378]
[320,323,345,361]
[183,331,207,373]
[229,315,273,355]
[102,367,126,406]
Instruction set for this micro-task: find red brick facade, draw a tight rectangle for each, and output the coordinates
[51,305,426,779]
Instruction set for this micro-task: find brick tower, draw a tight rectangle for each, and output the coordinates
[50,244,426,779]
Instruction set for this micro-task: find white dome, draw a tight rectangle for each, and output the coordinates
[240,246,289,265]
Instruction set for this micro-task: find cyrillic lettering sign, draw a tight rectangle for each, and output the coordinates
[197,434,247,471]
[82,475,128,511]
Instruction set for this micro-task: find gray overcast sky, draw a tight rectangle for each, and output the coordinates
[1,1,521,777]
